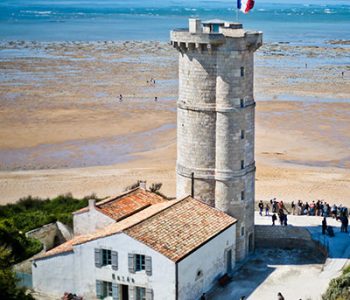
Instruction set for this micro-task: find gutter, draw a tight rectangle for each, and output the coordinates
[175,262,179,300]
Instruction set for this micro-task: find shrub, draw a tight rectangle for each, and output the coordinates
[0,268,34,300]
[0,193,91,264]
[322,265,350,300]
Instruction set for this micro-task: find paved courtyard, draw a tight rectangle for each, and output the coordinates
[210,213,350,300]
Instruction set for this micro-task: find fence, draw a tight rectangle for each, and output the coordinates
[16,272,33,289]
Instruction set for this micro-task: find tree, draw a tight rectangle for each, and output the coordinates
[0,268,34,300]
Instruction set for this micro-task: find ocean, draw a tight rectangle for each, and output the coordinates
[0,0,349,44]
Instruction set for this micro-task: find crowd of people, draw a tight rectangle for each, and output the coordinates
[257,198,349,233]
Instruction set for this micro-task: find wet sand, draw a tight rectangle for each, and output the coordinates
[0,41,349,205]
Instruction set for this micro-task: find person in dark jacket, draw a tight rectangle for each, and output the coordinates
[322,217,327,235]
[277,292,285,300]
[272,213,277,226]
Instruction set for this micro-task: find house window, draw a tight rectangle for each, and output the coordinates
[240,98,244,108]
[102,281,113,298]
[241,130,245,139]
[241,160,245,169]
[135,254,146,271]
[241,191,245,201]
[102,249,112,266]
[136,287,146,300]
[240,67,245,77]
[241,226,245,236]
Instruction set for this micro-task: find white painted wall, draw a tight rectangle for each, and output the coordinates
[32,251,75,297]
[33,226,236,300]
[177,224,236,300]
[73,208,114,236]
[32,233,176,300]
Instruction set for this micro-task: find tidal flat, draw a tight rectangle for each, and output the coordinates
[0,41,349,205]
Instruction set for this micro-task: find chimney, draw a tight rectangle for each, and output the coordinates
[139,181,147,190]
[89,199,96,210]
[189,18,201,34]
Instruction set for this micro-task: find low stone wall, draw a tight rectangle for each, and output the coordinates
[26,222,73,251]
[255,225,317,250]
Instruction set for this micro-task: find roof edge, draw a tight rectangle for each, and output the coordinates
[174,222,236,263]
[34,249,74,261]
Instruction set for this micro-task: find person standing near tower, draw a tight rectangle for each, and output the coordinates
[258,200,264,216]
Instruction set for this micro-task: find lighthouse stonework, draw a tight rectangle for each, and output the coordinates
[171,19,262,261]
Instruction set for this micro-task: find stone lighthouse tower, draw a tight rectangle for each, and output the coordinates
[171,19,262,261]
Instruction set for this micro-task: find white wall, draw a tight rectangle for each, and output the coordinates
[33,233,176,300]
[73,208,114,236]
[177,225,236,300]
[32,251,75,297]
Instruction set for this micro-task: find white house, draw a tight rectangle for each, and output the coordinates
[73,185,167,235]
[32,193,237,300]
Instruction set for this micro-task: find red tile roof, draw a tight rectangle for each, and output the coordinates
[74,188,167,221]
[37,197,236,262]
[125,197,236,262]
[37,200,179,259]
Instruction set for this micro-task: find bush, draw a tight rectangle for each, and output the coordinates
[0,193,93,264]
[322,265,350,300]
[0,268,34,300]
[0,219,43,264]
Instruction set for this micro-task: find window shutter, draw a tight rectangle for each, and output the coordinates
[112,251,118,270]
[112,283,119,300]
[145,256,152,276]
[128,253,135,273]
[96,280,102,299]
[146,288,153,300]
[95,248,102,268]
[128,285,135,300]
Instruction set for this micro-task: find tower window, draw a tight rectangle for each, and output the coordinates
[240,99,244,108]
[241,160,245,169]
[240,67,245,77]
[241,226,245,236]
[241,191,245,201]
[241,130,245,139]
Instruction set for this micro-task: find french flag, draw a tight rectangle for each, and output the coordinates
[237,0,255,14]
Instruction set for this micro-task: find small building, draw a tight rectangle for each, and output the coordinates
[32,193,237,300]
[73,186,167,235]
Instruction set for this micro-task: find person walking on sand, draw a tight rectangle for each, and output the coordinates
[265,204,270,216]
[272,213,277,226]
[277,292,285,300]
[258,200,264,216]
[291,200,296,215]
[322,217,327,235]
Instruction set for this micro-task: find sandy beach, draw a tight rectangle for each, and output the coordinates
[0,41,349,205]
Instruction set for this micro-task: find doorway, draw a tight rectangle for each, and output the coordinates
[121,284,129,300]
[248,233,254,253]
[226,249,232,273]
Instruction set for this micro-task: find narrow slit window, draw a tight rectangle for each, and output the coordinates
[240,99,244,108]
[241,130,245,139]
[241,191,245,201]
[240,67,245,77]
[241,160,245,169]
[241,226,245,236]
